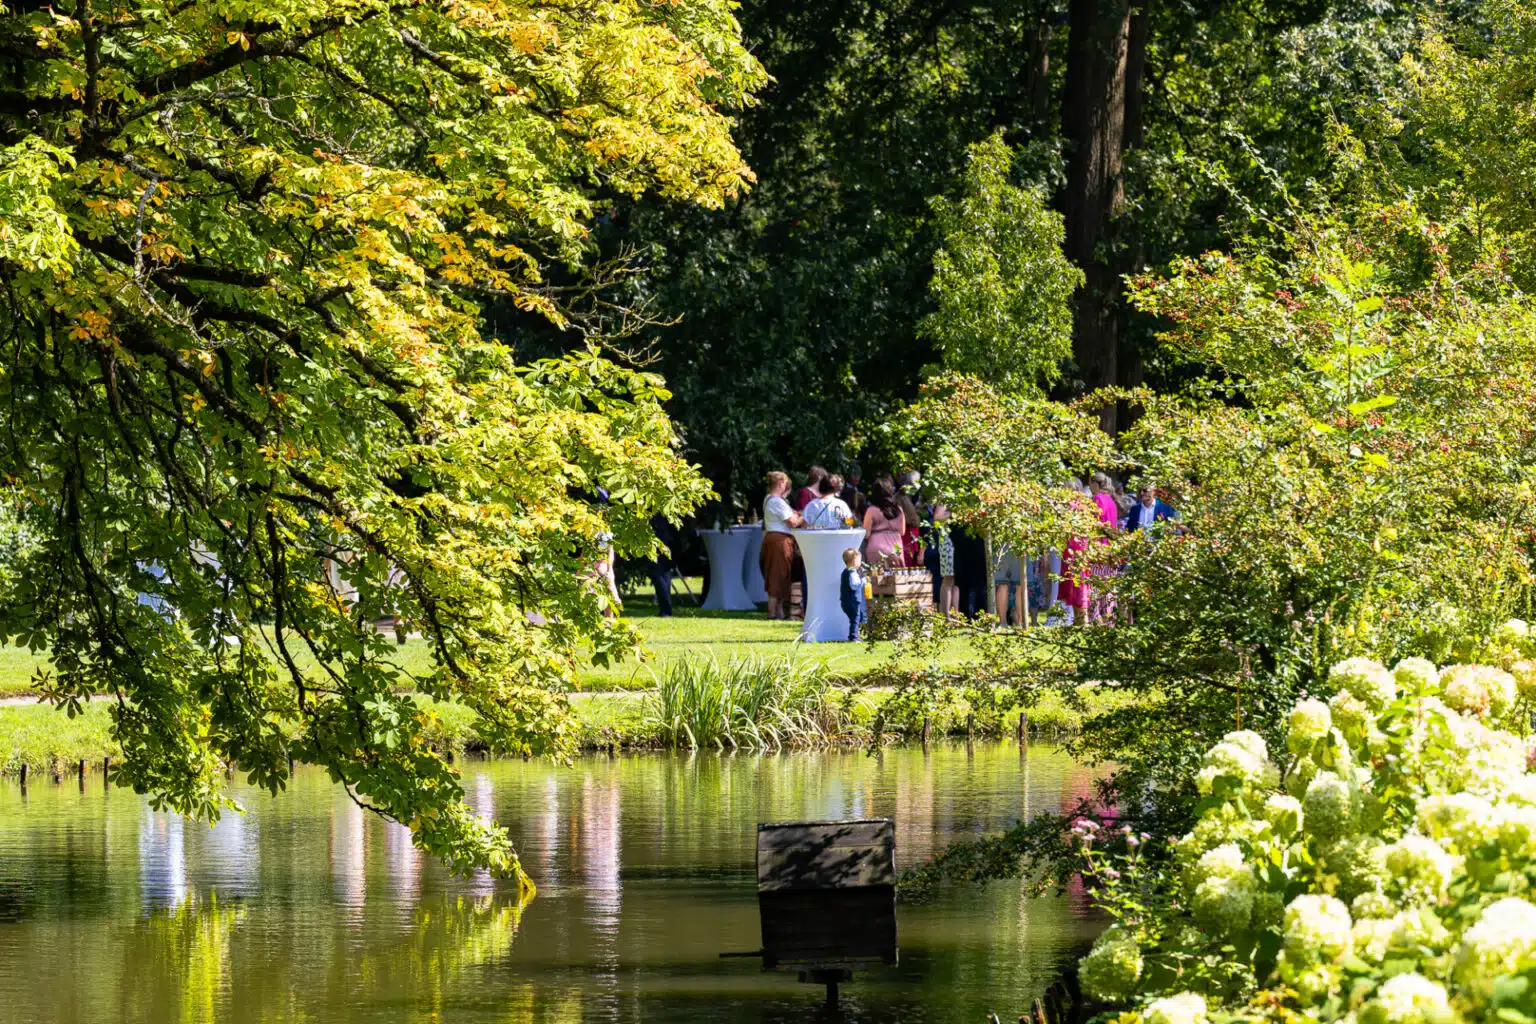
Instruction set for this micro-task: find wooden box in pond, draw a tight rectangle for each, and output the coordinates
[756,819,898,969]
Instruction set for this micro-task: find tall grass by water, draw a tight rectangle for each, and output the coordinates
[643,651,870,750]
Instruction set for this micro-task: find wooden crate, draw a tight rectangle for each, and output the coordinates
[869,571,933,611]
[756,819,898,969]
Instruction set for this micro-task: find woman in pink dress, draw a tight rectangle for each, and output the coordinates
[1088,472,1122,623]
[862,481,907,568]
[1056,480,1091,624]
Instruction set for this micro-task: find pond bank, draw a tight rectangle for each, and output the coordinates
[0,686,1122,777]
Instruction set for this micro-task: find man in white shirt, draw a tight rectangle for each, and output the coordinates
[802,474,853,529]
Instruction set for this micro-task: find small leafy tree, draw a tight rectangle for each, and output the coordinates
[918,131,1083,394]
[0,0,763,879]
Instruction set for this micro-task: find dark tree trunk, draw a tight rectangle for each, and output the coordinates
[1061,0,1149,433]
[1027,19,1053,127]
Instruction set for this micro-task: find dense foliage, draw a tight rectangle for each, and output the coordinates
[0,0,761,876]
[1076,653,1536,1022]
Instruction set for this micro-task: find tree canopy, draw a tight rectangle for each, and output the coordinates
[0,0,762,878]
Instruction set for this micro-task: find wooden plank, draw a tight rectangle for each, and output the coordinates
[757,819,895,892]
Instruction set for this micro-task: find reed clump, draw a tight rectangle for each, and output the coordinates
[644,651,868,750]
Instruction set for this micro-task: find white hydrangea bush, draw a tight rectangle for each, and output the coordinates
[1076,648,1536,1024]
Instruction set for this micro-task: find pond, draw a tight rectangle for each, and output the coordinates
[0,742,1103,1023]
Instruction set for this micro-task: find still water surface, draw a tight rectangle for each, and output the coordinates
[0,742,1101,1023]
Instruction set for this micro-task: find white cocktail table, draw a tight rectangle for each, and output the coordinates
[790,528,867,642]
[698,528,757,611]
[739,525,767,604]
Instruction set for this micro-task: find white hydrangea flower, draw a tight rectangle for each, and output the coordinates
[1510,659,1536,701]
[1389,907,1452,956]
[1304,771,1357,840]
[1417,792,1495,851]
[1320,834,1385,902]
[1352,916,1397,963]
[1494,802,1536,858]
[1079,931,1142,1001]
[1200,730,1279,794]
[1358,972,1451,1024]
[1441,664,1518,720]
[1351,891,1395,920]
[1329,689,1371,734]
[1329,657,1397,710]
[1287,698,1332,754]
[1500,774,1536,808]
[1393,657,1440,696]
[1192,872,1255,937]
[1283,894,1352,963]
[1263,793,1303,838]
[1143,992,1206,1024]
[1452,897,1536,1003]
[1378,835,1455,902]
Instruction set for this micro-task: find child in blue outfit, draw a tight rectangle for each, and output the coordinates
[839,547,866,642]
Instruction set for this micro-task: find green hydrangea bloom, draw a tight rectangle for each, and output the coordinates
[1510,659,1536,701]
[1352,891,1395,921]
[1079,931,1143,1001]
[1287,699,1332,755]
[1417,792,1495,852]
[1303,771,1356,840]
[1379,835,1455,903]
[1441,663,1517,721]
[1393,657,1441,696]
[1328,689,1371,734]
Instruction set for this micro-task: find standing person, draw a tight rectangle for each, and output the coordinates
[994,544,1026,628]
[839,548,867,642]
[793,466,827,513]
[1126,484,1178,533]
[649,514,679,617]
[760,471,805,620]
[1056,479,1092,626]
[951,522,988,618]
[932,502,958,617]
[862,480,907,568]
[1113,480,1135,519]
[840,470,864,515]
[893,472,924,565]
[803,474,853,528]
[1088,472,1122,624]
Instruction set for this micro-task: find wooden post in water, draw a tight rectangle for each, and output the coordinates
[103,756,110,788]
[1019,711,1029,750]
[966,714,975,741]
[78,759,85,790]
[871,712,883,749]
[18,763,26,791]
[920,716,930,750]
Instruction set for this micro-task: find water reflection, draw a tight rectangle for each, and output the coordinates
[0,743,1102,1024]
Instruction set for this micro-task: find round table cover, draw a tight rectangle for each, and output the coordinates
[698,528,757,611]
[790,528,867,642]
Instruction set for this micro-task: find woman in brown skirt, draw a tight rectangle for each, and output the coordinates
[760,470,804,620]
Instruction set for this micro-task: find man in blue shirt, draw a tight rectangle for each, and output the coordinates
[1126,485,1178,534]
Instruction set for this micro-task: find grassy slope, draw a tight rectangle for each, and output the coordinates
[0,579,979,697]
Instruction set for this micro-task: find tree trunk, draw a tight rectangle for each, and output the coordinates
[1061,0,1148,433]
[1027,19,1053,128]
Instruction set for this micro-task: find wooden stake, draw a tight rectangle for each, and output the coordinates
[78,759,86,789]
[920,716,930,748]
[103,757,110,788]
[966,713,975,741]
[18,763,26,790]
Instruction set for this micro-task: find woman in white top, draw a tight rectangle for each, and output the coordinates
[760,470,804,619]
[802,474,853,529]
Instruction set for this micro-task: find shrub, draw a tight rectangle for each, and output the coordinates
[1074,654,1536,1021]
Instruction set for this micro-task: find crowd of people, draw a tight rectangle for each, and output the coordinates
[758,465,1181,633]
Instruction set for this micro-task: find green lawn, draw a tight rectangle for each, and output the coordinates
[0,578,980,698]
